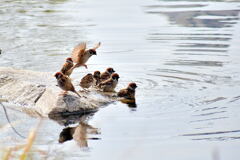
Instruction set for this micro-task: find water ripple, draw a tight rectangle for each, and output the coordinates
[182,129,240,136]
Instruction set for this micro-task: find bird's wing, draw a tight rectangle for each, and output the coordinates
[117,89,127,97]
[100,80,113,87]
[92,42,101,50]
[100,72,109,81]
[80,75,92,85]
[61,62,73,74]
[71,42,87,62]
[63,76,75,91]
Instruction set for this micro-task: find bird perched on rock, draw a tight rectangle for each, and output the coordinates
[80,73,94,91]
[100,67,115,82]
[61,57,74,76]
[54,72,81,97]
[98,73,120,92]
[71,42,101,69]
[93,71,101,86]
[117,82,137,100]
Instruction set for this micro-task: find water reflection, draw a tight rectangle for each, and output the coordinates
[59,122,100,148]
[49,111,100,148]
[48,110,96,126]
[144,1,240,143]
[147,10,239,28]
[182,130,240,141]
[119,98,137,109]
[165,60,223,67]
[145,3,239,69]
[120,100,137,111]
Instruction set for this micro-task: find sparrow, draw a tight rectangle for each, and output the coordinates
[117,82,137,100]
[93,71,101,86]
[80,73,94,90]
[98,73,120,92]
[71,42,101,69]
[54,72,81,97]
[100,67,115,82]
[60,57,74,76]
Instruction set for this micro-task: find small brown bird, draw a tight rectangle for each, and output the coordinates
[80,73,94,90]
[61,57,74,76]
[100,67,115,82]
[117,83,137,100]
[71,42,101,69]
[54,72,81,97]
[98,73,120,92]
[93,71,101,86]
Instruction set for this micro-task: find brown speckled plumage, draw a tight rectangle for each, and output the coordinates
[71,42,100,69]
[117,83,137,99]
[80,73,94,89]
[93,71,101,86]
[61,57,74,76]
[100,67,115,82]
[55,72,81,97]
[98,73,120,92]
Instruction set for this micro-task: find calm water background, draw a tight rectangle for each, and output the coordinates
[0,0,240,159]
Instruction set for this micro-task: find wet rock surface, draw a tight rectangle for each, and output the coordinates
[0,67,114,117]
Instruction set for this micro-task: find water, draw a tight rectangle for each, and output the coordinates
[0,0,240,159]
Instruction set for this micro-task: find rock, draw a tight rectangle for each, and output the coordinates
[0,67,114,117]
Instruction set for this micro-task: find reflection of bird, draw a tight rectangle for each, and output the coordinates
[100,67,115,82]
[98,73,120,92]
[59,127,75,143]
[60,57,74,76]
[54,72,81,97]
[80,73,94,90]
[59,122,100,148]
[93,71,101,86]
[71,42,101,69]
[117,83,137,100]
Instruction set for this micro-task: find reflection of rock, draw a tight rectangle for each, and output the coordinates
[0,67,114,117]
[49,110,96,126]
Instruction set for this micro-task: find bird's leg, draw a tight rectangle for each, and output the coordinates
[82,64,88,69]
[73,63,87,69]
[80,88,89,92]
[72,63,81,69]
[59,91,68,96]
